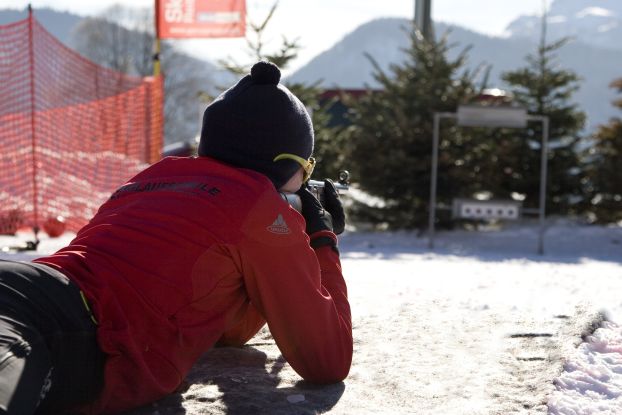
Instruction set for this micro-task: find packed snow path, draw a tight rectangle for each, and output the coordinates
[2,221,621,414]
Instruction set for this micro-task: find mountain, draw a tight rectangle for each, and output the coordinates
[4,2,621,131]
[0,7,81,46]
[0,7,235,144]
[507,0,622,51]
[288,16,622,130]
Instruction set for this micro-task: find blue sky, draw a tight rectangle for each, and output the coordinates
[5,0,553,72]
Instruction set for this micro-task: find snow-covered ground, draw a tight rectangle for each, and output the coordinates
[1,219,621,414]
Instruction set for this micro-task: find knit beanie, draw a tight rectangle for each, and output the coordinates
[198,61,314,189]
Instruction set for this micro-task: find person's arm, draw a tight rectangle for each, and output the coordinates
[236,192,352,383]
[216,301,266,347]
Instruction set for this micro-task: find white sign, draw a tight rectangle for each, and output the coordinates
[457,105,528,128]
[452,198,522,220]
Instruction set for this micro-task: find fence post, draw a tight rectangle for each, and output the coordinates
[428,112,440,249]
[538,116,549,255]
[27,4,39,239]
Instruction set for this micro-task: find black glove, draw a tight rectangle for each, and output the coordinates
[295,185,336,249]
[321,179,346,235]
[296,185,332,235]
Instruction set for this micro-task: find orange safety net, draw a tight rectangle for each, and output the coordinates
[0,11,163,235]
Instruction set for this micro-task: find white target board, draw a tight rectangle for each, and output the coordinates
[452,198,522,220]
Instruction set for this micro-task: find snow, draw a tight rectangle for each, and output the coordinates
[548,15,568,24]
[1,219,622,414]
[598,21,619,33]
[549,320,622,414]
[575,7,615,19]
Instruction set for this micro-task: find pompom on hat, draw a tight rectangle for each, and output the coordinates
[198,61,314,189]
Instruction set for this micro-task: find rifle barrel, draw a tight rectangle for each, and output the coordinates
[307,180,349,191]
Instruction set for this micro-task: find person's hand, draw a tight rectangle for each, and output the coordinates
[295,185,333,236]
[321,179,345,235]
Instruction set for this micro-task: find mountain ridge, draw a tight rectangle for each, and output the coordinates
[507,0,622,50]
[287,17,622,130]
[0,7,79,46]
[2,3,620,131]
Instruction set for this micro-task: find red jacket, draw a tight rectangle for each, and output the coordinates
[34,157,352,414]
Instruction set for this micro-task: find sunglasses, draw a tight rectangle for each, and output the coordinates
[273,153,316,182]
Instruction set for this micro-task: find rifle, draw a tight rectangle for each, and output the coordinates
[280,170,350,212]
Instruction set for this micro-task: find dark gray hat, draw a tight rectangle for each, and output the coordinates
[198,61,314,188]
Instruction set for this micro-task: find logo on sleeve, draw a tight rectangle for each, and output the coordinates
[267,214,290,234]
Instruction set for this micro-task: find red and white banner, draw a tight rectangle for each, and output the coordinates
[156,0,246,39]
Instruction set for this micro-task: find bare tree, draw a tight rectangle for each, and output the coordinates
[70,4,230,144]
[71,6,139,74]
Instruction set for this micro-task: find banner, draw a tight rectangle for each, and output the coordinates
[157,0,246,38]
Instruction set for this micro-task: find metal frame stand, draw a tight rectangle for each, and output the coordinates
[428,112,549,254]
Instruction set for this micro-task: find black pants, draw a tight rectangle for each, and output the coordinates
[0,260,105,415]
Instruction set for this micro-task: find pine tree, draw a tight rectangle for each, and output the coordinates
[500,21,586,215]
[583,78,622,223]
[345,27,481,229]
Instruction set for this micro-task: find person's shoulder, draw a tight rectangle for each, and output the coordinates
[124,156,196,181]
[238,185,306,247]
[130,155,289,213]
[188,157,288,220]
[130,156,269,188]
[192,160,305,247]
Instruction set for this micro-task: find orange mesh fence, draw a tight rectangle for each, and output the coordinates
[0,11,163,235]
